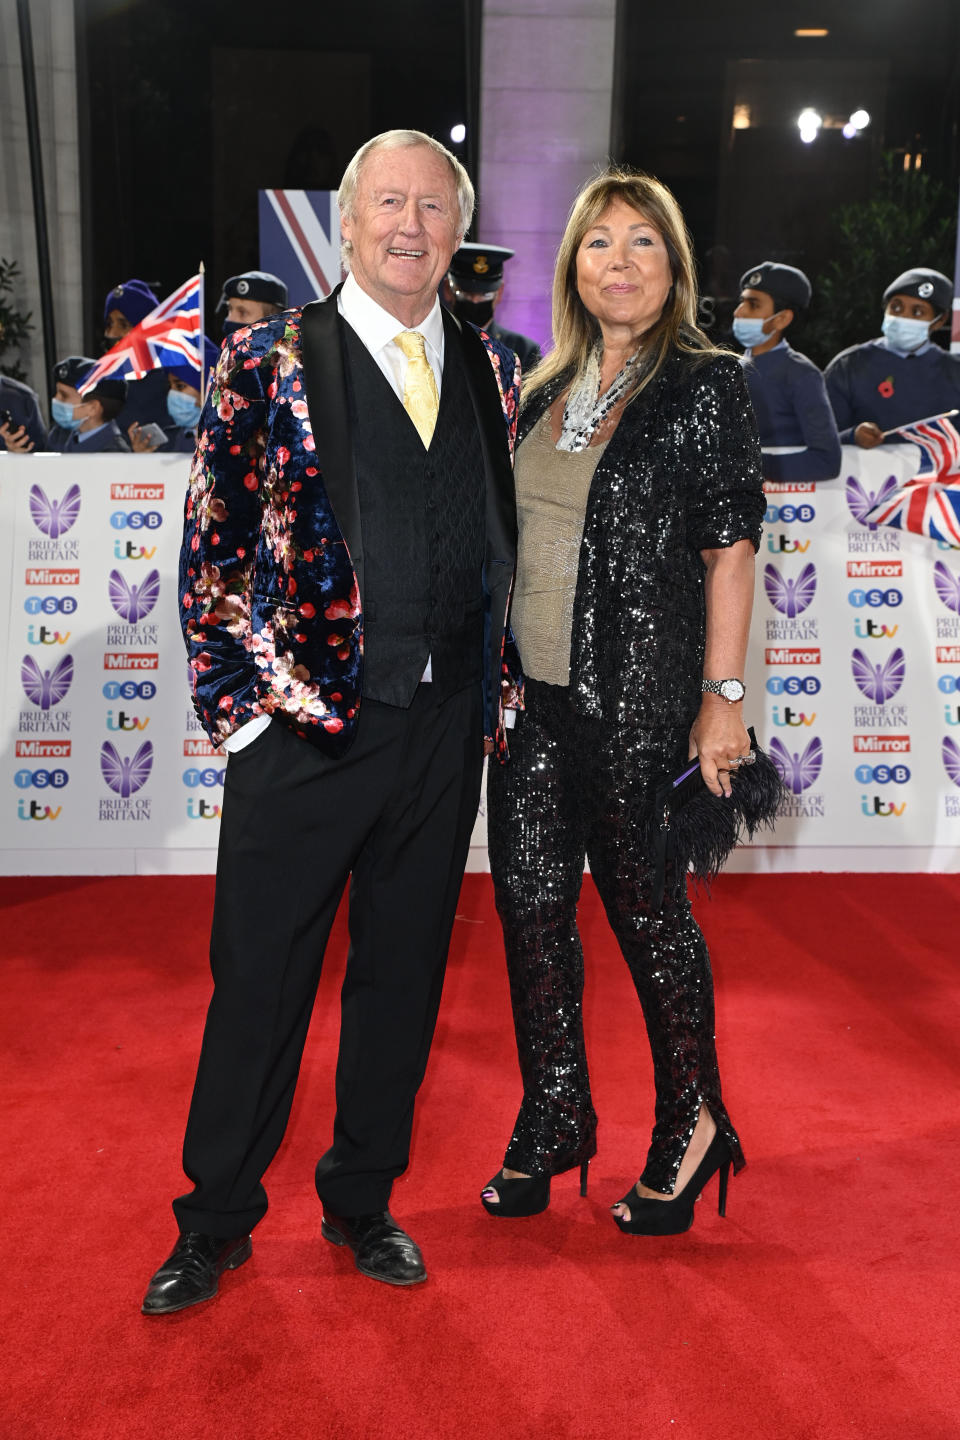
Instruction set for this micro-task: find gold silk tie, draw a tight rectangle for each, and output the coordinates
[394,331,439,449]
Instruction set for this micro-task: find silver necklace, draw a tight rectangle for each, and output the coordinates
[557,342,642,452]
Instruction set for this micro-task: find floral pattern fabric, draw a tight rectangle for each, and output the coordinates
[179,306,519,754]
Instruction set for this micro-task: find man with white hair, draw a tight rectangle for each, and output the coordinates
[143,130,520,1310]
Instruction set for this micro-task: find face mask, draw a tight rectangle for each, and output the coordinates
[882,313,931,353]
[453,297,495,329]
[167,389,202,429]
[222,318,244,339]
[732,316,774,350]
[52,399,86,430]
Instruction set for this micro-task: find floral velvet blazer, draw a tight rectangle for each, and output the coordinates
[179,290,520,758]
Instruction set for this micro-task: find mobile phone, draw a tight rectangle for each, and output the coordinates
[0,409,14,428]
[134,421,168,447]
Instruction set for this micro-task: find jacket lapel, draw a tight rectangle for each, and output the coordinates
[300,287,363,593]
[446,309,517,565]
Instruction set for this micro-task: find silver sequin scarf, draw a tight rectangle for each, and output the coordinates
[557,343,643,452]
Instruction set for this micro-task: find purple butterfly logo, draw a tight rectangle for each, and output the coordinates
[764,562,817,618]
[942,736,960,789]
[100,740,154,797]
[845,474,898,530]
[933,561,960,615]
[108,568,160,623]
[769,735,823,795]
[851,647,905,703]
[28,483,81,538]
[20,653,74,709]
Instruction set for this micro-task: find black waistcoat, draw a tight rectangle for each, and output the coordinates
[343,324,486,708]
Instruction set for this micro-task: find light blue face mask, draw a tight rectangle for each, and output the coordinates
[732,316,774,350]
[881,313,932,354]
[51,398,85,430]
[167,389,202,429]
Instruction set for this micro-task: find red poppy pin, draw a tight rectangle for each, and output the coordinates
[877,376,895,398]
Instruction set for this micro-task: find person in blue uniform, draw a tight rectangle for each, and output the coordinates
[48,356,130,453]
[102,278,173,442]
[733,261,841,482]
[443,242,541,373]
[824,267,960,447]
[130,337,219,455]
[217,270,288,340]
[0,369,47,452]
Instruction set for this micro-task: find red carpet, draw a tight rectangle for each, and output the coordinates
[1,872,958,1440]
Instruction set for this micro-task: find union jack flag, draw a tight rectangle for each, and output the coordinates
[864,413,960,543]
[78,274,203,394]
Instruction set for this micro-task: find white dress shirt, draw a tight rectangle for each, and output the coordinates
[223,275,444,753]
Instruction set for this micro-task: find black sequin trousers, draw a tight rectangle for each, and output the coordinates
[487,678,745,1194]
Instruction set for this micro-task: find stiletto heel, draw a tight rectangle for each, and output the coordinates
[717,1159,730,1218]
[612,1131,734,1236]
[579,1160,589,1197]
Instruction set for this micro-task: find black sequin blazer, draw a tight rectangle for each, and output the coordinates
[516,349,765,740]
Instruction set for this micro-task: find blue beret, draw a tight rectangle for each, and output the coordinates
[883,268,953,314]
[217,271,288,308]
[103,279,159,326]
[740,262,812,313]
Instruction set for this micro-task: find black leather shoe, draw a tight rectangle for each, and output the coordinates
[321,1209,427,1287]
[141,1230,252,1315]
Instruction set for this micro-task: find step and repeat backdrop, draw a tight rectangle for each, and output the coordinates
[0,448,957,874]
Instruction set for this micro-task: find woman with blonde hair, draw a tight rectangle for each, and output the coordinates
[481,167,765,1234]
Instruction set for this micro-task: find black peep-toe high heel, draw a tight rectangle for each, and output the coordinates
[612,1131,732,1236]
[481,1159,590,1218]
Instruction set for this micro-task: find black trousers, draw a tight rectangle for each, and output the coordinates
[487,679,744,1195]
[172,683,483,1235]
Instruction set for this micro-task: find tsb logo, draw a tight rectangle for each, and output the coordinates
[24,595,77,615]
[766,675,821,696]
[764,503,815,524]
[109,511,163,530]
[854,763,910,785]
[14,768,69,788]
[102,680,157,700]
[182,767,226,788]
[938,675,960,693]
[847,588,903,608]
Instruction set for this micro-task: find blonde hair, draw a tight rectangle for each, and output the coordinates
[338,130,474,270]
[524,166,722,406]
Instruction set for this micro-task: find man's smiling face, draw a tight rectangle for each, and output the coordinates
[340,143,463,326]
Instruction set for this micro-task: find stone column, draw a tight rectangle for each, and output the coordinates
[477,0,617,352]
[0,0,84,407]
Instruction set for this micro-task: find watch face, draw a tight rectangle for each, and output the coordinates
[720,679,745,702]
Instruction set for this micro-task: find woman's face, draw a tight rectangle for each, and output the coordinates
[575,197,673,338]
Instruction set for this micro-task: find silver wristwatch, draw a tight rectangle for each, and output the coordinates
[702,677,746,703]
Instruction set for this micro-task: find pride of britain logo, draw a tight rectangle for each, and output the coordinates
[100,740,153,797]
[21,654,73,709]
[851,648,905,704]
[29,484,81,538]
[768,735,823,794]
[845,475,898,531]
[764,562,817,617]
[108,569,160,623]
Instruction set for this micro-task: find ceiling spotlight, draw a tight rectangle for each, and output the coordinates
[849,109,870,130]
[842,122,858,139]
[450,123,466,144]
[797,108,822,144]
[795,28,829,37]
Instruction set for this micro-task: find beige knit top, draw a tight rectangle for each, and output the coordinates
[510,409,608,686]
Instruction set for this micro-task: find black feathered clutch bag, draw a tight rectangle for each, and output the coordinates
[649,727,784,909]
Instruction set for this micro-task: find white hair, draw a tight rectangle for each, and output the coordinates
[338,129,474,269]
